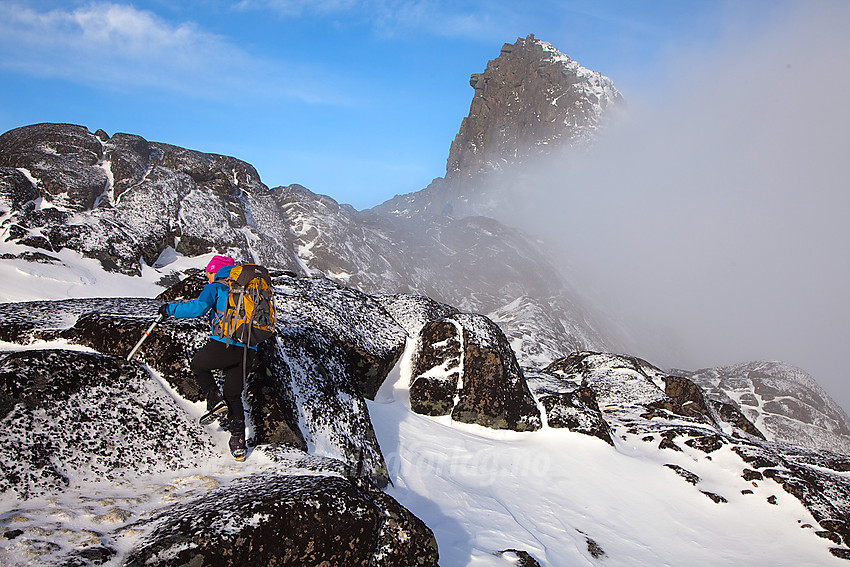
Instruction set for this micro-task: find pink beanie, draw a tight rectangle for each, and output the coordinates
[206,254,235,273]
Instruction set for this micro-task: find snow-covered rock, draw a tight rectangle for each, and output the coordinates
[123,473,438,567]
[536,351,850,556]
[0,273,440,565]
[0,123,304,275]
[408,312,542,431]
[679,361,850,456]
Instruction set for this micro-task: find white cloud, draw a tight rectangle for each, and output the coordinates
[0,1,345,103]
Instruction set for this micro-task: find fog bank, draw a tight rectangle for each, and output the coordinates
[501,2,850,412]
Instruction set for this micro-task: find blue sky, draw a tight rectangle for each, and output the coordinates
[0,0,792,210]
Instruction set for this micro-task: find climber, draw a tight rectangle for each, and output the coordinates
[158,254,254,461]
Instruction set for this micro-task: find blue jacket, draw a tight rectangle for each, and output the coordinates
[166,265,256,350]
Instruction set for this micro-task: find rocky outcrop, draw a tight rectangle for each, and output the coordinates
[408,312,542,431]
[0,274,438,565]
[680,361,850,455]
[528,370,614,445]
[447,34,623,183]
[124,473,438,567]
[0,123,303,275]
[538,351,850,553]
[0,123,109,211]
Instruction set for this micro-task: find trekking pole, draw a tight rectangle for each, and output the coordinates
[126,314,165,361]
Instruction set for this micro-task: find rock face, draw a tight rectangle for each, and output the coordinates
[0,123,303,275]
[680,361,850,455]
[375,34,623,219]
[447,34,623,183]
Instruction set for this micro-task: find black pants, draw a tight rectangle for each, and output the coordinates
[191,339,255,431]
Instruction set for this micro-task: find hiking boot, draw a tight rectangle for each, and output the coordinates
[199,400,227,426]
[229,434,247,461]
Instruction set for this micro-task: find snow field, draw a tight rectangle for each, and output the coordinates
[367,337,845,566]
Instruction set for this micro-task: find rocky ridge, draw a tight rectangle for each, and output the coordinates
[681,361,850,456]
[0,123,303,276]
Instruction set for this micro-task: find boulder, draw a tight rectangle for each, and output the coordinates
[410,319,462,416]
[409,312,541,431]
[272,274,407,400]
[123,473,438,567]
[540,385,613,445]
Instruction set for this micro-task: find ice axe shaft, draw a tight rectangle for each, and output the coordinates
[127,314,164,361]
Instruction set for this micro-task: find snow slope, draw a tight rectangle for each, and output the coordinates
[369,338,847,566]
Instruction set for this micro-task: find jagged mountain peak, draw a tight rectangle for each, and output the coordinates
[375,34,623,221]
[447,33,623,181]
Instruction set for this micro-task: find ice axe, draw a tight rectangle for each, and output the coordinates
[126,313,165,361]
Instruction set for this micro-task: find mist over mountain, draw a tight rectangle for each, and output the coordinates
[2,32,850,566]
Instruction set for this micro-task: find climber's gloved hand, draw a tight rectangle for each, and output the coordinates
[158,303,170,318]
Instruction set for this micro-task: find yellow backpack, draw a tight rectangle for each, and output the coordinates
[214,264,276,346]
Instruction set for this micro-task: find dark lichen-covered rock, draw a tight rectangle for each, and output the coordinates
[66,307,210,402]
[154,268,207,300]
[454,313,542,431]
[664,464,701,486]
[0,166,39,213]
[124,473,439,567]
[497,549,542,566]
[0,348,218,499]
[545,352,767,447]
[272,274,407,400]
[410,319,462,416]
[245,339,307,451]
[408,312,541,431]
[263,326,390,487]
[451,313,540,431]
[0,123,107,211]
